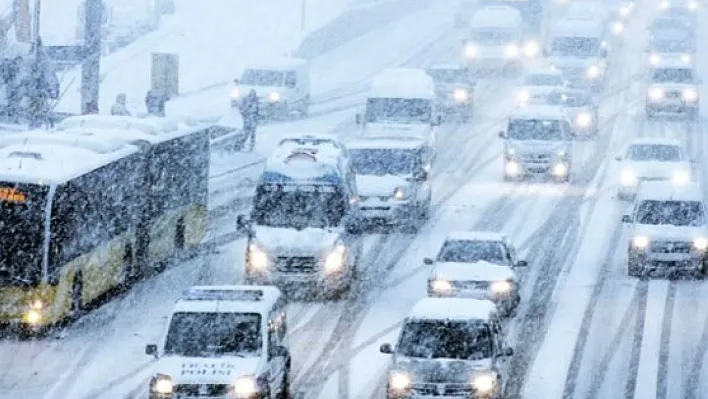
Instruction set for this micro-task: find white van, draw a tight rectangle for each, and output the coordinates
[356,68,440,145]
[463,6,540,72]
[231,58,311,119]
[546,15,609,91]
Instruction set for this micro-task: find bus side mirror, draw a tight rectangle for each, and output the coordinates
[236,215,251,233]
[145,344,158,358]
[355,114,362,125]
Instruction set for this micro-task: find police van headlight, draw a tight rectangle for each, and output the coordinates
[575,112,592,127]
[517,90,530,103]
[453,88,469,102]
[650,53,661,65]
[324,245,346,273]
[267,91,280,102]
[389,371,412,391]
[693,236,708,251]
[632,235,650,249]
[151,374,174,395]
[681,53,692,63]
[683,88,698,102]
[464,44,477,58]
[619,167,637,186]
[490,280,512,295]
[231,87,241,98]
[505,44,519,58]
[524,41,540,57]
[393,186,409,200]
[586,66,601,79]
[613,21,625,35]
[247,243,269,270]
[672,169,691,185]
[472,373,496,392]
[430,279,453,294]
[648,87,665,101]
[234,376,259,397]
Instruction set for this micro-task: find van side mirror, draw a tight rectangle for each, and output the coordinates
[498,131,506,138]
[502,347,514,357]
[423,257,434,265]
[145,344,158,358]
[380,343,394,354]
[622,215,631,223]
[414,170,429,182]
[355,114,362,125]
[270,345,288,358]
[515,260,528,267]
[432,115,442,126]
[236,215,251,233]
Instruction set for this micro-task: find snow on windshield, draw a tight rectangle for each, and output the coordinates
[428,69,468,84]
[507,119,564,140]
[635,200,705,226]
[551,37,600,56]
[164,313,262,357]
[437,240,507,264]
[469,31,514,45]
[525,74,563,86]
[627,144,682,162]
[652,68,694,83]
[240,69,285,86]
[365,98,433,123]
[251,184,346,229]
[350,148,418,175]
[398,320,493,360]
[651,39,695,52]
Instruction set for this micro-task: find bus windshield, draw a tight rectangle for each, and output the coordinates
[251,184,347,229]
[0,183,49,287]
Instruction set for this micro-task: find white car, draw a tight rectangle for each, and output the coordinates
[547,89,600,136]
[425,232,527,315]
[277,133,347,158]
[623,181,708,278]
[645,59,701,120]
[517,67,566,106]
[615,138,693,200]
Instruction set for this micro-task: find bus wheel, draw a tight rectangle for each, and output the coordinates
[69,276,84,319]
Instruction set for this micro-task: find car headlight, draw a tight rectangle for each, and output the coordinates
[247,243,269,270]
[694,236,708,251]
[464,44,477,58]
[389,371,412,391]
[506,147,516,156]
[575,112,592,127]
[517,90,530,103]
[660,0,669,9]
[552,163,568,177]
[490,280,512,294]
[524,41,540,57]
[472,373,496,392]
[586,66,601,79]
[688,0,698,10]
[505,44,519,58]
[393,186,409,200]
[324,245,346,273]
[672,169,690,185]
[619,168,637,186]
[556,149,566,157]
[683,88,698,101]
[152,374,174,395]
[234,376,259,396]
[620,5,631,16]
[453,88,469,102]
[231,87,241,98]
[431,279,453,293]
[267,91,280,102]
[613,21,625,35]
[648,87,665,100]
[650,54,661,65]
[505,160,520,176]
[681,53,692,63]
[632,235,649,249]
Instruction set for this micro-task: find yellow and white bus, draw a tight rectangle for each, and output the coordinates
[0,116,210,333]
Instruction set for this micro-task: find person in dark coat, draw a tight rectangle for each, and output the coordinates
[145,89,167,117]
[240,89,259,151]
[111,93,131,116]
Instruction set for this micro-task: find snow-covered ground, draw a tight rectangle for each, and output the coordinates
[2,1,708,399]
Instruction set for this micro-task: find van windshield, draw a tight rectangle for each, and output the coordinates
[635,200,704,226]
[251,184,347,229]
[652,68,694,84]
[398,320,493,360]
[651,39,695,52]
[627,144,682,162]
[469,31,514,45]
[428,69,469,84]
[350,148,419,175]
[164,312,262,357]
[525,74,563,86]
[437,239,507,264]
[365,98,432,124]
[507,119,564,140]
[551,37,601,56]
[240,69,284,86]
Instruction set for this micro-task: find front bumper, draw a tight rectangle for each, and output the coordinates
[646,98,698,114]
[504,157,570,179]
[427,281,519,311]
[357,198,417,225]
[628,247,705,274]
[245,256,353,293]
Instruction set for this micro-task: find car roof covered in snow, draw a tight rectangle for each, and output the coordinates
[346,136,427,151]
[261,146,346,185]
[278,133,343,149]
[636,181,703,202]
[552,14,605,36]
[407,298,498,321]
[0,131,139,185]
[173,285,283,315]
[651,26,695,40]
[444,231,508,243]
[564,1,611,20]
[245,57,307,71]
[626,137,684,148]
[428,63,467,71]
[369,68,435,100]
[469,6,522,28]
[509,105,569,120]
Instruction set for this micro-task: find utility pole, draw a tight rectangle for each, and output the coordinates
[81,0,102,114]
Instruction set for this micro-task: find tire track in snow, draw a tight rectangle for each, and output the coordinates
[655,281,677,399]
[623,280,649,399]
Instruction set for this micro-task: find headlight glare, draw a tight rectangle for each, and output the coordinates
[648,87,664,100]
[620,5,630,16]
[681,53,692,63]
[324,245,346,273]
[153,375,174,395]
[248,243,269,270]
[688,0,698,10]
[505,161,520,176]
[632,235,649,249]
[660,0,669,9]
[683,88,698,101]
[453,88,469,102]
[619,168,637,186]
[393,187,409,200]
[490,280,512,294]
[517,90,530,103]
[650,54,661,65]
[234,376,259,396]
[267,91,280,102]
[431,279,453,293]
[672,169,690,185]
[389,371,412,391]
[576,112,592,127]
[505,44,519,58]
[694,236,708,251]
[587,66,600,79]
[473,374,496,392]
[524,41,540,57]
[613,22,625,34]
[464,44,477,58]
[231,87,241,98]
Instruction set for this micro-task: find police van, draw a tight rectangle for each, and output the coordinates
[356,68,440,146]
[236,147,362,299]
[145,285,290,399]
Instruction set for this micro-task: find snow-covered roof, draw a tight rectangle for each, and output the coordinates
[509,105,569,120]
[428,63,466,71]
[627,137,683,147]
[407,298,498,321]
[469,6,522,28]
[245,57,307,71]
[524,66,564,77]
[552,15,605,36]
[652,57,695,69]
[369,68,435,100]
[346,136,427,150]
[0,137,138,185]
[173,285,282,315]
[444,231,507,243]
[262,147,345,184]
[636,181,703,202]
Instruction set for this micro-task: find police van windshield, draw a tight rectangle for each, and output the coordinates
[652,68,694,83]
[437,240,507,264]
[398,320,493,360]
[635,200,705,226]
[240,69,284,86]
[627,144,682,162]
[428,69,468,84]
[551,37,601,56]
[164,312,262,357]
[252,184,347,229]
[507,119,564,140]
[350,149,418,175]
[470,31,515,45]
[365,98,433,124]
[0,183,48,287]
